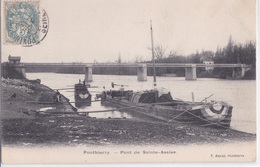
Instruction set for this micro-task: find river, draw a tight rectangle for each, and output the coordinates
[26,73,256,134]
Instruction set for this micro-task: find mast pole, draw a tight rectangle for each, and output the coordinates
[150,20,156,88]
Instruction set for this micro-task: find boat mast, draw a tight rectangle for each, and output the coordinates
[150,20,156,88]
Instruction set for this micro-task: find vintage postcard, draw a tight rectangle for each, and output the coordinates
[0,0,257,164]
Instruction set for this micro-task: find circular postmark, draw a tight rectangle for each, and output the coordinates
[37,9,49,45]
[5,1,49,46]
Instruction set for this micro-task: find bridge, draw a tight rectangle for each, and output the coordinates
[23,62,251,81]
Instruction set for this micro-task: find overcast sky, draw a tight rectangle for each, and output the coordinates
[2,0,256,63]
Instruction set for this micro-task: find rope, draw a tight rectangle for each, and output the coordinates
[164,103,230,129]
[166,108,255,134]
[128,99,231,129]
[200,94,214,102]
[24,98,255,135]
[105,99,232,129]
[137,94,231,129]
[23,105,141,115]
[79,105,140,113]
[139,93,155,103]
[26,100,102,104]
[167,109,190,123]
[185,110,230,129]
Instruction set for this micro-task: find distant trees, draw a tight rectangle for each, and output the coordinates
[63,37,256,79]
[213,36,256,67]
[144,36,256,78]
[148,36,255,66]
[212,36,256,78]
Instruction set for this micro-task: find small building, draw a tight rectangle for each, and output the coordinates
[8,55,21,64]
[2,55,26,79]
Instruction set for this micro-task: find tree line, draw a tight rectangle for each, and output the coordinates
[142,36,256,78]
[52,37,256,79]
[92,37,256,79]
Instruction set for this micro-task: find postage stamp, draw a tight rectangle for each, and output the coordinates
[3,0,48,46]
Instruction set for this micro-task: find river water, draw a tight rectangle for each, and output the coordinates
[26,73,256,134]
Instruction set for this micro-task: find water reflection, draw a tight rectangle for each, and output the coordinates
[88,110,132,119]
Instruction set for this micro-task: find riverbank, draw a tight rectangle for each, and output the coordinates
[1,78,77,119]
[1,78,256,146]
[2,117,256,146]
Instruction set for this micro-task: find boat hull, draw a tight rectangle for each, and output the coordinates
[74,94,92,108]
[74,83,92,108]
[102,96,232,128]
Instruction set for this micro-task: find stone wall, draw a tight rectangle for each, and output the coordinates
[2,63,26,79]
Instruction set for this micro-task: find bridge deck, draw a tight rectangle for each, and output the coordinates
[23,63,251,68]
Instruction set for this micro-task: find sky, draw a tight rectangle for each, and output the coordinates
[1,0,256,63]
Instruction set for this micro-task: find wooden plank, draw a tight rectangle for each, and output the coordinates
[26,100,102,104]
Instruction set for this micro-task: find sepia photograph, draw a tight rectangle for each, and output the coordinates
[0,0,257,164]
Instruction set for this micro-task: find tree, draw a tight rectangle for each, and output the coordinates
[154,45,166,59]
[225,35,235,63]
[116,54,122,63]
[168,50,177,57]
[148,45,167,60]
[134,55,143,63]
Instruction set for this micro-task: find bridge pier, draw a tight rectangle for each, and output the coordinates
[84,65,93,82]
[137,64,147,81]
[185,65,197,80]
[232,67,246,79]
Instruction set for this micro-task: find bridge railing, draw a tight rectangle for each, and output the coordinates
[22,62,252,68]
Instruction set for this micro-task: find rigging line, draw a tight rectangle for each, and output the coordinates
[26,100,102,104]
[166,107,231,129]
[167,107,191,123]
[28,105,140,114]
[54,86,99,90]
[139,93,156,103]
[185,110,229,129]
[78,105,141,113]
[162,101,229,129]
[200,94,214,102]
[53,88,74,90]
[95,100,246,133]
[104,98,192,107]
